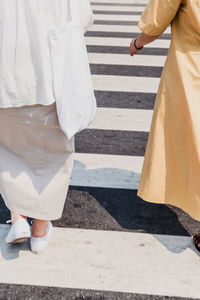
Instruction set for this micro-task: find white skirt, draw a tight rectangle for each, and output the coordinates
[0,102,75,220]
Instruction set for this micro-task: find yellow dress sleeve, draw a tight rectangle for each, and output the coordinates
[138,0,182,36]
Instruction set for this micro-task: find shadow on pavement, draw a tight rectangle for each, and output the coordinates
[60,186,200,255]
[0,224,30,260]
[1,186,200,256]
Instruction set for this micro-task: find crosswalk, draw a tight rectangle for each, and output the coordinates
[1,1,200,299]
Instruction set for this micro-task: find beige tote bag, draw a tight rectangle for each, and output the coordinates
[48,0,96,139]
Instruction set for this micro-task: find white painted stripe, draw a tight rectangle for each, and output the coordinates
[94,14,141,21]
[88,53,166,67]
[85,37,170,48]
[92,5,145,12]
[71,153,143,189]
[92,75,159,93]
[89,24,171,34]
[92,0,148,4]
[88,107,153,132]
[0,225,199,298]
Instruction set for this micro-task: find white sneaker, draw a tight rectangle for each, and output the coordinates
[30,221,53,254]
[5,218,31,244]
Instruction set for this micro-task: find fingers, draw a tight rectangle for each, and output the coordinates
[129,39,138,56]
[130,47,138,56]
[130,48,138,56]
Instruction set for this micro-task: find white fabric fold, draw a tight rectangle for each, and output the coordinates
[0,0,95,138]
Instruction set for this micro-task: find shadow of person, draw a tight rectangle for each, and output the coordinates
[65,185,200,256]
[1,160,200,258]
[0,224,30,261]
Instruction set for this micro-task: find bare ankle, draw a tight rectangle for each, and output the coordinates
[11,212,27,224]
[31,219,49,238]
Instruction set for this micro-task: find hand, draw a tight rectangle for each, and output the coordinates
[130,38,140,56]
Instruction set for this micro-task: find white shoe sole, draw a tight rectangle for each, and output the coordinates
[8,236,30,244]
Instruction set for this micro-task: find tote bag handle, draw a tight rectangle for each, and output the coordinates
[69,0,81,25]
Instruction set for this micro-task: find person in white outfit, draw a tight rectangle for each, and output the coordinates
[1,0,96,254]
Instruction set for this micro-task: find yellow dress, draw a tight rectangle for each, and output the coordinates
[137,0,200,221]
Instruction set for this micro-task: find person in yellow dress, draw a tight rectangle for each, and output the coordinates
[130,0,200,251]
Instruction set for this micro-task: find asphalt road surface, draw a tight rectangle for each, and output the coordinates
[0,1,200,299]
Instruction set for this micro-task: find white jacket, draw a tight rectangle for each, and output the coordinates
[0,0,94,108]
